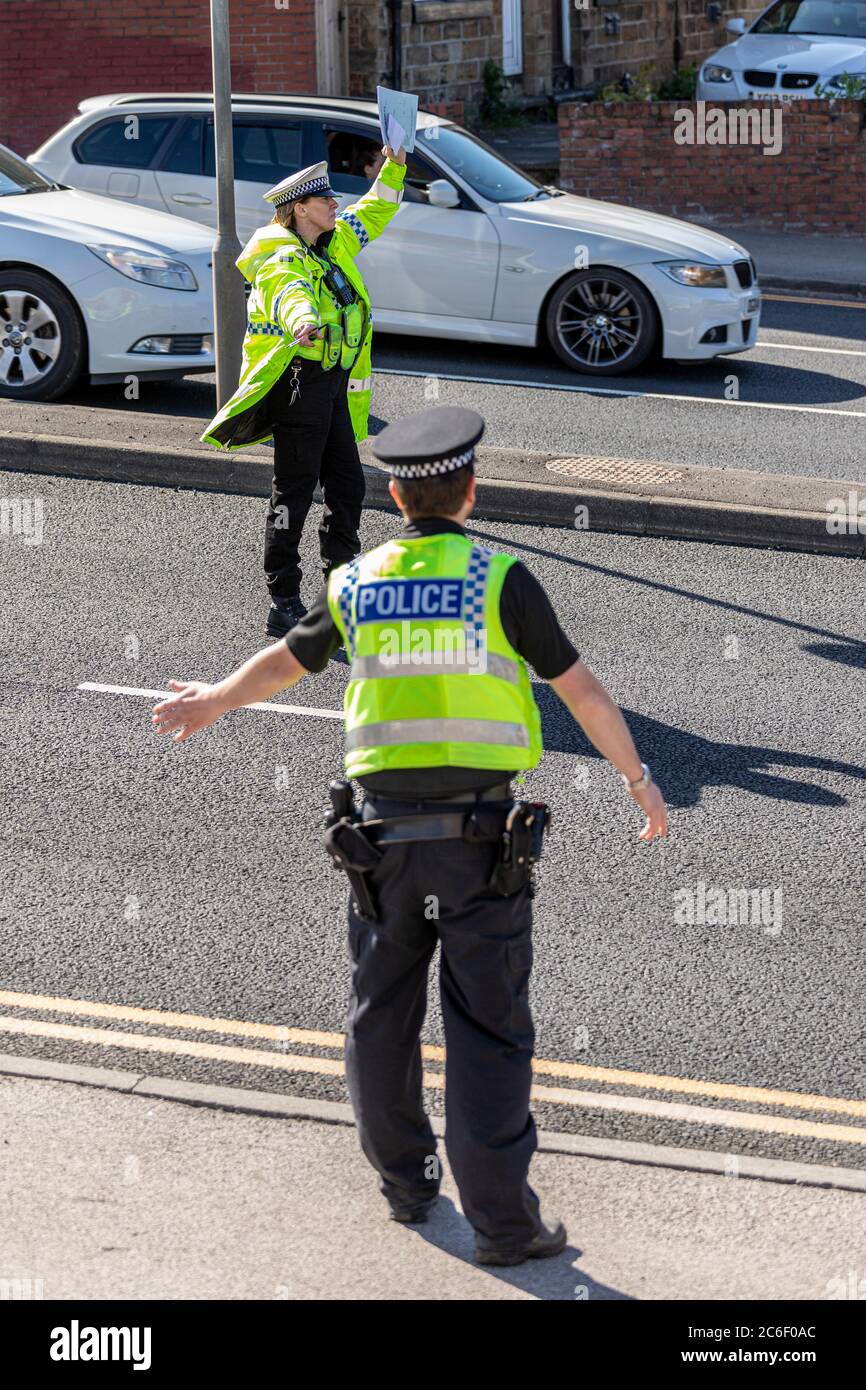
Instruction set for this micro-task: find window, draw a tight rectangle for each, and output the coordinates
[323,126,442,204]
[753,0,866,36]
[75,116,177,169]
[160,117,204,175]
[203,122,304,184]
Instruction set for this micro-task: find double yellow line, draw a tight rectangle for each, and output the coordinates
[2,989,865,1146]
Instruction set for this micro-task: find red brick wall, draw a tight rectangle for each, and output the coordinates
[0,0,318,157]
[558,99,866,236]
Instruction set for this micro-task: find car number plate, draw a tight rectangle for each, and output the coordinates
[745,295,760,314]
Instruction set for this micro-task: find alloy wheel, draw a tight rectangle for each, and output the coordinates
[0,290,63,389]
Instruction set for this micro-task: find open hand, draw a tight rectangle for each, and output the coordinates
[629,781,669,842]
[152,680,224,743]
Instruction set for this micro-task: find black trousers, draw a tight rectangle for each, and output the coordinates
[265,357,365,599]
[344,794,542,1255]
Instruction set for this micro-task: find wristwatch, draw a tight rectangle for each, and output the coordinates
[622,762,652,791]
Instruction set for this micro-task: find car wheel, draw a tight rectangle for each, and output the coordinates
[545,269,658,375]
[0,271,84,401]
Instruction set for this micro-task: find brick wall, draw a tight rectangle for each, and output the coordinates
[348,0,555,107]
[349,0,503,105]
[558,98,866,235]
[0,0,317,157]
[569,0,766,91]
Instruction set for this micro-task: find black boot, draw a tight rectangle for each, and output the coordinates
[266,596,308,639]
[475,1217,568,1267]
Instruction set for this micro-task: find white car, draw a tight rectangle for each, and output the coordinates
[31,93,762,376]
[698,0,866,101]
[0,144,214,400]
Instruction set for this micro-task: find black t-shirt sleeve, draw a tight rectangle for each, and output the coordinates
[284,584,342,671]
[499,561,579,679]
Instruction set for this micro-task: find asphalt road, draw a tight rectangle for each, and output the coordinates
[0,292,865,480]
[1,469,864,1173]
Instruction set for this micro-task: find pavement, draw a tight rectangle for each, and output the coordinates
[2,426,859,556]
[3,1062,865,1301]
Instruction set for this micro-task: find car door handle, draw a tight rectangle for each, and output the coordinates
[171,193,213,206]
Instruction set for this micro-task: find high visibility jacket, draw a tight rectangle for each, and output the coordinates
[326,532,544,780]
[201,158,406,451]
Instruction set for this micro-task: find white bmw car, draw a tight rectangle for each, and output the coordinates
[0,144,214,400]
[698,0,866,100]
[30,93,761,377]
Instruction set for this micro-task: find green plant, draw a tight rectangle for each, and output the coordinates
[478,59,527,126]
[599,64,658,103]
[598,62,701,102]
[656,63,700,100]
[815,71,866,99]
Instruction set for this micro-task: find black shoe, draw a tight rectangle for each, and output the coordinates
[331,645,349,665]
[266,596,307,639]
[475,1217,567,1267]
[388,1196,439,1225]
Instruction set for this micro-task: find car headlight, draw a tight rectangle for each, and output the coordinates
[656,261,729,288]
[702,64,734,83]
[823,71,866,92]
[87,245,198,292]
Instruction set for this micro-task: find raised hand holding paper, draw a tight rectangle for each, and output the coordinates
[376,85,418,154]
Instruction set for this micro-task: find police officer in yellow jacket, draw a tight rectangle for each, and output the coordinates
[202,149,407,641]
[152,406,668,1266]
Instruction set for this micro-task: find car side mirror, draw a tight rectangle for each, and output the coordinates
[426,179,460,209]
[725,17,746,35]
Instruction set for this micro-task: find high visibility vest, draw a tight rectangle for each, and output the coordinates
[201,158,405,452]
[326,533,544,780]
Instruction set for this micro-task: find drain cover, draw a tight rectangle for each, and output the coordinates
[546,456,686,486]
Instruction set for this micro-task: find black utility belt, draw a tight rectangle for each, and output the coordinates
[323,779,551,922]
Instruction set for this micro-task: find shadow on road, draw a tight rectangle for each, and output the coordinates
[469,524,865,669]
[536,690,864,809]
[466,525,866,809]
[406,1196,632,1301]
[371,334,866,407]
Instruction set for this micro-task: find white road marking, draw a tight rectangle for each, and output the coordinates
[763,292,866,310]
[77,681,343,720]
[754,341,866,358]
[373,367,866,418]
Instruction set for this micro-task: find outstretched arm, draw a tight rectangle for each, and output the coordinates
[550,658,669,842]
[152,642,307,742]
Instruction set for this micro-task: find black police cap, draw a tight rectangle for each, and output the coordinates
[371,406,485,479]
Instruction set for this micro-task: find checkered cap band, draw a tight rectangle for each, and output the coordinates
[272,175,332,207]
[388,447,475,480]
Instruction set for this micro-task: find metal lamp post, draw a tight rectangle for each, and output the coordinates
[209,0,246,408]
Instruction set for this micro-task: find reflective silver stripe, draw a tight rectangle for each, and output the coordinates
[371,177,403,204]
[348,376,373,391]
[346,718,529,750]
[349,651,518,682]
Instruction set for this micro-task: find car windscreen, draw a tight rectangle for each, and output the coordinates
[0,146,55,195]
[752,0,866,38]
[418,124,544,203]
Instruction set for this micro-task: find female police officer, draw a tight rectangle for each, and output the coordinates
[202,146,407,639]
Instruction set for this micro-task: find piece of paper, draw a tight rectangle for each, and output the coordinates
[376,85,418,154]
[386,114,406,154]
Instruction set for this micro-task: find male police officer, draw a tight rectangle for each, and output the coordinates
[152,406,668,1267]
